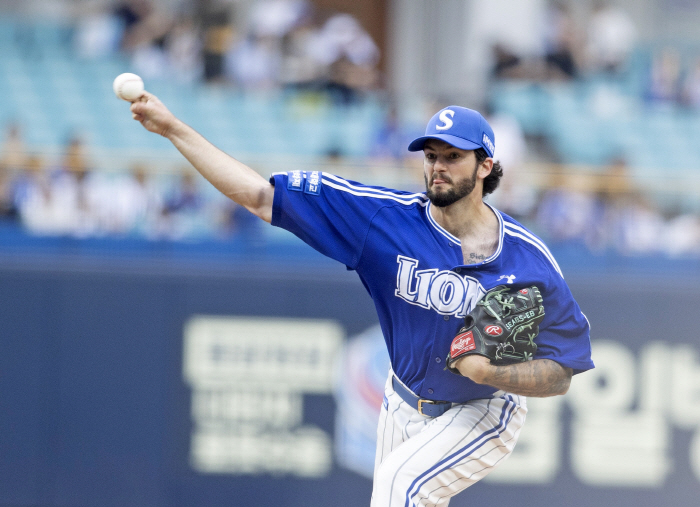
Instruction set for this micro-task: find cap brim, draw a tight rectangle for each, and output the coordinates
[407,134,482,152]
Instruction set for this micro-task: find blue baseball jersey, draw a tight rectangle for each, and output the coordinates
[270,171,594,403]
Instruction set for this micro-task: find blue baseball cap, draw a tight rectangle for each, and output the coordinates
[407,106,496,158]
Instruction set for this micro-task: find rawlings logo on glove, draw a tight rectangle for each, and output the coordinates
[450,330,476,356]
[446,285,545,374]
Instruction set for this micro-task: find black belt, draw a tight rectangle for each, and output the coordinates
[391,375,452,418]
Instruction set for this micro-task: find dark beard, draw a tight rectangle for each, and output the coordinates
[425,165,478,207]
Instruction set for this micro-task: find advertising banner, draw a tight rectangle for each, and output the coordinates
[0,260,698,507]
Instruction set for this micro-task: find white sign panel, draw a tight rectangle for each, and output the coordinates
[183,316,343,477]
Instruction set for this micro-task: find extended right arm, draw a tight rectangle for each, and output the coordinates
[130,92,274,222]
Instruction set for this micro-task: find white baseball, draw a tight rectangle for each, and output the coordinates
[113,73,144,101]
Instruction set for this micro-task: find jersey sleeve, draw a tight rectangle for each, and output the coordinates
[269,171,392,269]
[534,271,594,375]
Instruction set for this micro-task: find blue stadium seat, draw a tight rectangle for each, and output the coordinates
[490,82,548,135]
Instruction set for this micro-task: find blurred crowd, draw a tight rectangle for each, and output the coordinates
[75,0,380,102]
[645,47,700,109]
[71,0,700,112]
[0,124,261,241]
[494,158,700,259]
[2,121,700,259]
[491,0,637,81]
[490,0,700,111]
[3,0,700,259]
[478,110,700,259]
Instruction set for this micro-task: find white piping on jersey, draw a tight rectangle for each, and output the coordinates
[425,202,505,265]
[273,171,429,206]
[323,173,427,200]
[322,176,429,206]
[425,202,460,244]
[503,222,564,277]
[581,312,591,329]
[322,173,428,204]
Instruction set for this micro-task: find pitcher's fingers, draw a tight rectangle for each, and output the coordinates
[130,91,156,113]
[139,91,155,102]
[130,100,145,115]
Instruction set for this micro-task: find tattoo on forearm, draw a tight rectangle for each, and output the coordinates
[488,359,572,397]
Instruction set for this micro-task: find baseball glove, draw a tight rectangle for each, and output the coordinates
[446,285,545,373]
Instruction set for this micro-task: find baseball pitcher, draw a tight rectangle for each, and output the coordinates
[128,94,594,506]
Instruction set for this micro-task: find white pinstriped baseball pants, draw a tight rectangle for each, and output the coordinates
[370,372,527,507]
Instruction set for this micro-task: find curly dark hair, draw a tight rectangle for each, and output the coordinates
[474,148,503,197]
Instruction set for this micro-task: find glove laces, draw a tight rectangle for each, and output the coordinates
[480,287,517,318]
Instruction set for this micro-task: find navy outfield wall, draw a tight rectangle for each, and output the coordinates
[1,247,699,507]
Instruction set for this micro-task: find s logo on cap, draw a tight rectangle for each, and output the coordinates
[435,109,455,131]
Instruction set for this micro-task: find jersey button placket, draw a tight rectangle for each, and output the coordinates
[427,389,434,394]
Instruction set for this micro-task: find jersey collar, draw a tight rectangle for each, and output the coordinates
[425,201,504,265]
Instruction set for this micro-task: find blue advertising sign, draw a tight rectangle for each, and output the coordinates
[1,257,699,507]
